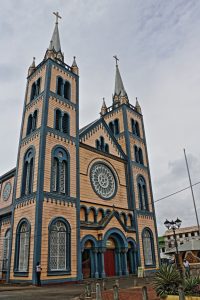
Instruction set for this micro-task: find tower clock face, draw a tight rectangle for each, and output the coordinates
[3,182,12,201]
[90,163,116,199]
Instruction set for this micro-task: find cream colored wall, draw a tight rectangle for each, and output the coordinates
[10,201,36,281]
[0,219,11,272]
[50,66,77,104]
[80,146,128,209]
[15,135,40,199]
[43,133,77,197]
[80,123,123,158]
[22,96,43,139]
[137,215,159,269]
[47,96,76,137]
[26,65,46,105]
[127,109,143,139]
[132,165,153,212]
[104,107,124,133]
[40,200,77,280]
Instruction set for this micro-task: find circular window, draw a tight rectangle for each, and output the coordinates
[90,163,117,199]
[3,182,12,201]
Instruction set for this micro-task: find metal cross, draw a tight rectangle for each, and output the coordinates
[53,11,62,23]
[113,55,119,66]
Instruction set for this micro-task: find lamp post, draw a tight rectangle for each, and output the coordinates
[164,218,182,274]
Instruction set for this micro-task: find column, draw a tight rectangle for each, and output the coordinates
[93,248,99,278]
[99,248,106,278]
[122,248,129,275]
[116,248,122,276]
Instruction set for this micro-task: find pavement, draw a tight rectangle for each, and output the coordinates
[0,276,155,300]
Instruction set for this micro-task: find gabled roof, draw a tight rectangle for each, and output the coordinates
[79,117,126,159]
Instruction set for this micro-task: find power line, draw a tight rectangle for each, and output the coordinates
[154,181,200,203]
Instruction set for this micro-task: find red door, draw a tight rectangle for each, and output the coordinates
[104,250,115,276]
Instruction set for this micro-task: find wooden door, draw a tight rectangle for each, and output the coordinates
[104,249,115,276]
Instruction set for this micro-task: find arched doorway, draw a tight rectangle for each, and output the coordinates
[81,235,99,279]
[127,240,137,274]
[82,240,93,278]
[103,229,128,277]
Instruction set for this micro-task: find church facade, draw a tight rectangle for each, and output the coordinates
[0,15,159,284]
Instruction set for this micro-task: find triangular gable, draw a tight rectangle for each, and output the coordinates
[79,118,126,159]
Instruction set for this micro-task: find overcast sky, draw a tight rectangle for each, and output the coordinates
[0,0,200,235]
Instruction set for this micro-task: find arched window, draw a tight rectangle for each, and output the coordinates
[27,111,38,136]
[36,78,41,96]
[15,220,30,272]
[57,77,63,96]
[138,176,148,210]
[96,140,100,150]
[21,149,34,196]
[64,81,71,100]
[135,121,140,137]
[138,148,143,164]
[55,109,62,131]
[27,115,33,135]
[30,82,36,101]
[100,136,105,151]
[114,119,120,135]
[52,147,69,195]
[62,113,70,134]
[32,110,38,131]
[109,122,114,134]
[134,145,139,163]
[105,144,109,153]
[131,119,136,134]
[109,119,120,136]
[30,78,41,102]
[3,229,11,270]
[49,218,71,272]
[142,228,155,266]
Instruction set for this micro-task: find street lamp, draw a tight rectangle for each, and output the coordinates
[164,218,182,274]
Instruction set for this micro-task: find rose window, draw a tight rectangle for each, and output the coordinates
[90,163,116,199]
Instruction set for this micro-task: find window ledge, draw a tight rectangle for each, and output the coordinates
[14,271,29,277]
[47,269,71,276]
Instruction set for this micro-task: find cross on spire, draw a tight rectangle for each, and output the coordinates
[53,11,61,24]
[113,55,119,66]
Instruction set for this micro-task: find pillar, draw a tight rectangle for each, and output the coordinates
[116,248,122,276]
[93,248,99,278]
[122,248,129,275]
[99,248,105,278]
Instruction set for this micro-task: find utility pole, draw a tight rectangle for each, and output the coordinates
[183,149,200,237]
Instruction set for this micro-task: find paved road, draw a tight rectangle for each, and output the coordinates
[0,284,85,300]
[0,277,152,299]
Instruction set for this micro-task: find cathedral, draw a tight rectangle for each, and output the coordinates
[0,14,159,284]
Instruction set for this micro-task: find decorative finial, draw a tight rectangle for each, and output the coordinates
[53,11,62,24]
[113,55,119,66]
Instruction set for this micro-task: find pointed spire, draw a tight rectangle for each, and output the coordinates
[28,57,36,77]
[100,97,107,116]
[48,12,61,52]
[135,97,142,113]
[71,56,79,75]
[72,56,77,67]
[44,12,64,62]
[113,55,126,97]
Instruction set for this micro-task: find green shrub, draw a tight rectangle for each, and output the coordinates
[183,276,200,295]
[153,264,182,297]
